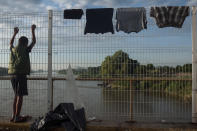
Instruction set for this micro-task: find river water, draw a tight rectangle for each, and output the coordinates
[0,74,192,122]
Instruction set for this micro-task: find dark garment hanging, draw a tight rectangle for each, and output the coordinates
[116,7,147,33]
[84,8,114,34]
[150,6,189,28]
[64,9,84,19]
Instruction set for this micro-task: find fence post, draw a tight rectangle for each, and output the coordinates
[130,80,133,120]
[48,10,53,111]
[192,6,197,123]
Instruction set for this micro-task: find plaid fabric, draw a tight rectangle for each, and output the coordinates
[150,6,189,28]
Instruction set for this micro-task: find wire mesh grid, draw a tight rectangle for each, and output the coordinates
[52,9,192,122]
[0,9,193,122]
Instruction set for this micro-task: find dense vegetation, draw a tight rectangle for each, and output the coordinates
[58,50,192,102]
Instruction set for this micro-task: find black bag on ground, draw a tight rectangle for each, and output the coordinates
[30,103,86,131]
[30,111,67,131]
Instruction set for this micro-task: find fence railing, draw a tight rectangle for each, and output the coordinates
[0,8,195,122]
[0,76,192,122]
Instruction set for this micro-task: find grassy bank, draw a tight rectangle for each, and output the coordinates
[105,80,192,102]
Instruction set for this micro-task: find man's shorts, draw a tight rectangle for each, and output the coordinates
[11,75,28,96]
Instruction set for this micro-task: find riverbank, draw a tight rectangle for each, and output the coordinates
[106,80,192,102]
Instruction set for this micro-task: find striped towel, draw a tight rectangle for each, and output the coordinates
[150,6,190,28]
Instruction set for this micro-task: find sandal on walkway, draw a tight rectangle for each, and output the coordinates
[21,115,32,121]
[13,116,28,123]
[10,116,15,122]
[10,114,15,122]
[10,115,32,123]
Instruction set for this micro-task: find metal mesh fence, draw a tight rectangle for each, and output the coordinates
[0,9,193,122]
[52,10,192,122]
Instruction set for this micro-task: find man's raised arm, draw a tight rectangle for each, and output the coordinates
[28,24,36,50]
[9,27,19,47]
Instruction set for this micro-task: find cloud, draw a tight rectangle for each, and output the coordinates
[51,0,90,9]
[52,0,194,9]
[0,0,195,13]
[46,5,57,10]
[0,0,44,12]
[187,0,197,6]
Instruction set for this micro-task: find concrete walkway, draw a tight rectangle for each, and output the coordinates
[0,118,197,131]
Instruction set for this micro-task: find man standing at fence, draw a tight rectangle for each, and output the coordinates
[8,24,36,122]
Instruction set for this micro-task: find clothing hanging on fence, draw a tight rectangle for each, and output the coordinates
[150,6,190,28]
[84,8,114,34]
[116,7,147,33]
[64,9,84,19]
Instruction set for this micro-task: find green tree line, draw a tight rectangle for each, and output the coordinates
[58,50,192,102]
[100,50,192,102]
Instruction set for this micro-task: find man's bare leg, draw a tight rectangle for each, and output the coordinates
[15,96,23,117]
[10,96,17,121]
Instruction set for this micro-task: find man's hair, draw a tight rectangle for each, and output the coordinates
[19,36,28,46]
